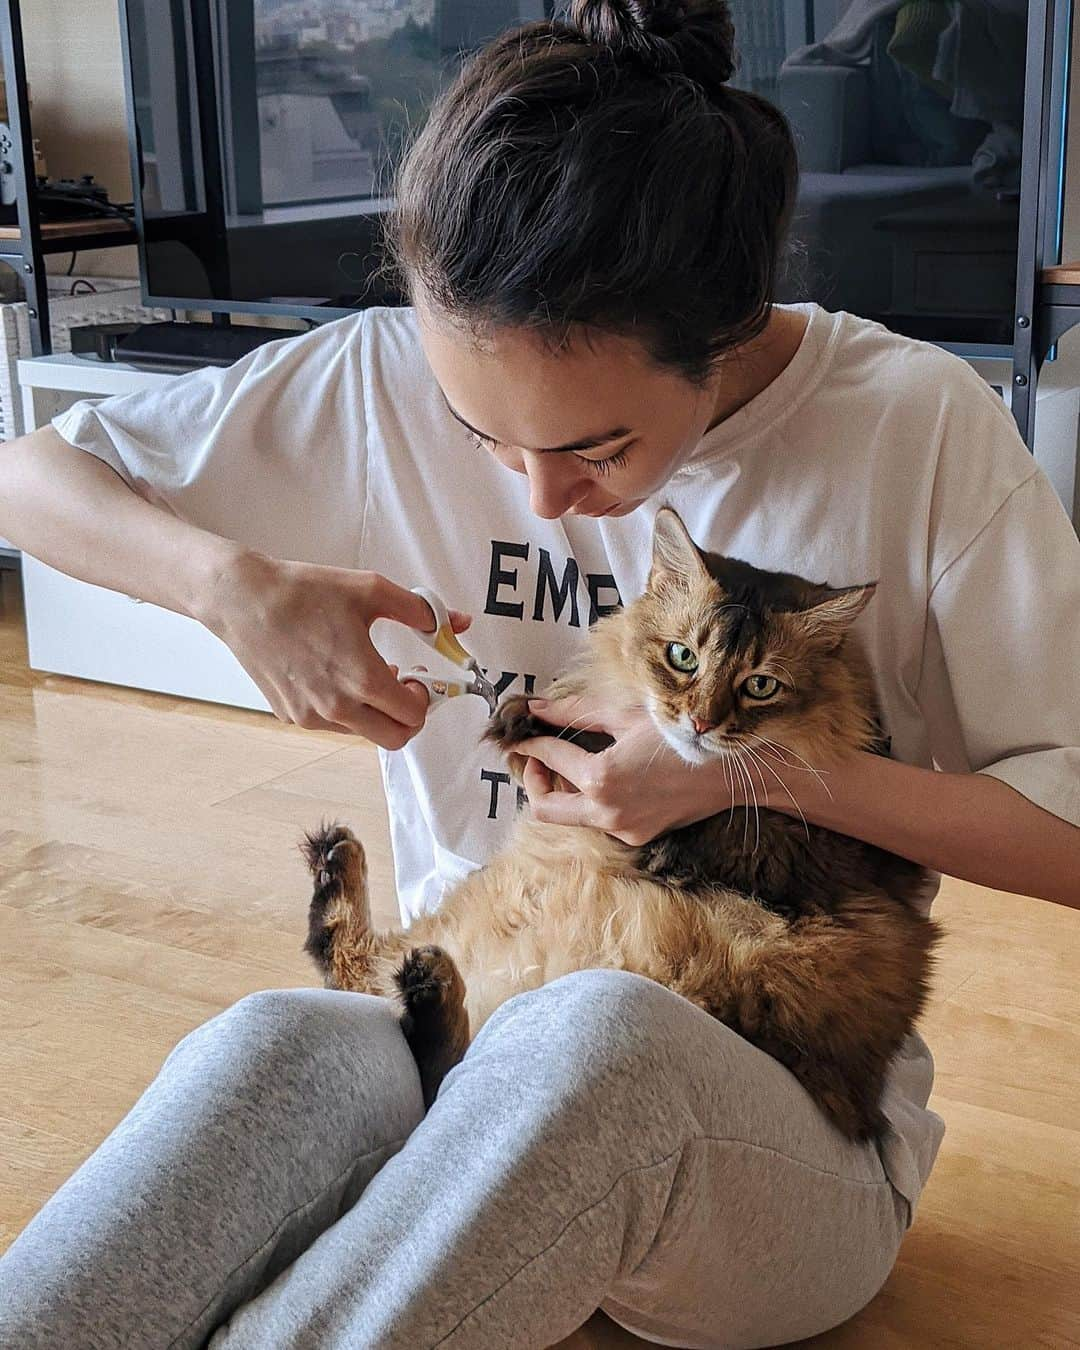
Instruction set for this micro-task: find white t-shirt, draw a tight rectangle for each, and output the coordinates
[53,303,1080,923]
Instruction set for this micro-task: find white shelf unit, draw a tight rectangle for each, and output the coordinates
[14,353,270,713]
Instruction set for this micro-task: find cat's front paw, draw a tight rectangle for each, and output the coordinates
[484,696,558,784]
[484,694,550,752]
[484,694,614,787]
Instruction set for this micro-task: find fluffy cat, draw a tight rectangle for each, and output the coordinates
[302,508,938,1138]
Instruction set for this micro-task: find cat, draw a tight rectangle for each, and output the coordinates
[301,507,938,1139]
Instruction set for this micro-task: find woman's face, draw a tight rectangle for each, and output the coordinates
[417,305,721,519]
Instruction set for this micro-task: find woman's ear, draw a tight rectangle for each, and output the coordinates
[649,507,710,589]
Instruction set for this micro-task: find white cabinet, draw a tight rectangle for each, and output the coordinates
[21,556,269,711]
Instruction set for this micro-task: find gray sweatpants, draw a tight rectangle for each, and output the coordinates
[0,970,941,1349]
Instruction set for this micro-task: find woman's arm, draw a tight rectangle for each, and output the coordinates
[0,425,242,619]
[769,750,1080,910]
[0,426,456,745]
[519,700,1080,910]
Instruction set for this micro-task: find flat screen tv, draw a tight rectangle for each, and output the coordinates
[119,0,1071,356]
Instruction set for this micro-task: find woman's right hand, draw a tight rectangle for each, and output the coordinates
[203,550,471,748]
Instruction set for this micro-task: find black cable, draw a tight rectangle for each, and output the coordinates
[65,251,77,275]
[36,191,135,223]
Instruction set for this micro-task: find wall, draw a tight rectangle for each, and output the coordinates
[22,0,137,279]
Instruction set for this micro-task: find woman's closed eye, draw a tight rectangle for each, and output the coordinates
[584,447,630,477]
[470,431,633,476]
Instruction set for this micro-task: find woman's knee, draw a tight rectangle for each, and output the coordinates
[171,988,422,1114]
[449,971,703,1155]
[491,967,687,1036]
[476,969,698,1094]
[180,987,364,1054]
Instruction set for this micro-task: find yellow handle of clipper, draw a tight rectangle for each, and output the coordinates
[411,587,472,669]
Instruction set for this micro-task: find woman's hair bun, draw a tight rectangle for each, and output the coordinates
[568,0,736,82]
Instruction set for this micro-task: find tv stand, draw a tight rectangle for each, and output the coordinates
[86,317,303,370]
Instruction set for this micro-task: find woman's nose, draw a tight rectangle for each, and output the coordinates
[524,454,589,519]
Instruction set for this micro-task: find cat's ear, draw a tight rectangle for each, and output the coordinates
[796,582,877,648]
[649,507,710,588]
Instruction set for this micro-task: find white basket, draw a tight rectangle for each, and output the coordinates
[0,276,171,440]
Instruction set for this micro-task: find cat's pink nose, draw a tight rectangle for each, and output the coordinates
[690,716,716,736]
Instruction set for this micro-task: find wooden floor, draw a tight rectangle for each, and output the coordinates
[1,567,1078,1349]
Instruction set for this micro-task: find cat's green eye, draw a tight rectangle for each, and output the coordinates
[742,675,781,701]
[666,643,699,674]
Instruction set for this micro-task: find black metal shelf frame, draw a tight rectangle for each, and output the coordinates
[0,0,135,357]
[0,0,45,355]
[1012,0,1077,446]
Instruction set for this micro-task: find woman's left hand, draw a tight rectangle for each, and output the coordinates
[517,695,751,845]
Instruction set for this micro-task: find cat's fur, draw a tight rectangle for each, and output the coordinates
[302,508,938,1138]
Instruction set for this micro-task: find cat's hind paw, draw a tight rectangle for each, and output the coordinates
[302,820,366,896]
[395,944,463,1013]
[395,945,469,1108]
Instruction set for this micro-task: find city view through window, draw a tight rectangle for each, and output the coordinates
[254,1,542,206]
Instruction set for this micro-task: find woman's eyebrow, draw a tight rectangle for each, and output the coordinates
[443,396,630,453]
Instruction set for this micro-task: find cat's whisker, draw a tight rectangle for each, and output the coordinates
[734,748,762,856]
[642,736,668,781]
[746,751,764,856]
[739,743,771,808]
[742,741,809,835]
[741,742,811,843]
[720,754,738,828]
[724,751,747,846]
[735,744,770,856]
[736,758,751,853]
[745,733,811,771]
[748,735,834,800]
[739,740,780,789]
[554,710,607,739]
[730,751,755,854]
[742,736,793,772]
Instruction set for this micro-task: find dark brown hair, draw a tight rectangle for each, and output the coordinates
[390,0,798,382]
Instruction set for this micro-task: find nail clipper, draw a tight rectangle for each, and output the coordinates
[406,587,499,715]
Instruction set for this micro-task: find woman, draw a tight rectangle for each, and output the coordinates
[0,1,1077,1345]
